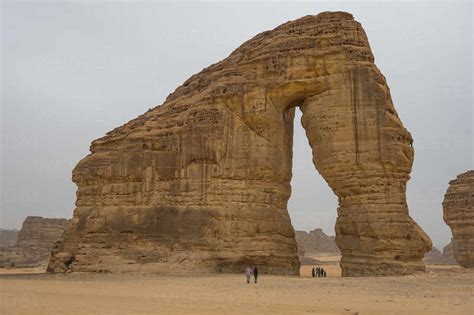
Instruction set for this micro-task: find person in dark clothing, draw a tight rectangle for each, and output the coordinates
[316,267,320,277]
[312,267,315,278]
[253,265,259,283]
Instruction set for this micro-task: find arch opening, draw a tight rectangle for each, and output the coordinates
[287,106,339,274]
[287,107,339,235]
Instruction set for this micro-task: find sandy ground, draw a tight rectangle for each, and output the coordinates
[1,263,473,315]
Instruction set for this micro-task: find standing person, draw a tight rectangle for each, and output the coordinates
[245,266,252,284]
[253,265,259,283]
[316,267,320,277]
[312,267,315,278]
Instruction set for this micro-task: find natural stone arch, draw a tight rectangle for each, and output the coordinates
[48,12,431,276]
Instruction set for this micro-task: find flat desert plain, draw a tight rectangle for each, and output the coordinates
[0,258,473,315]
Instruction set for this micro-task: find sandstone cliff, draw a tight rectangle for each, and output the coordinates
[443,170,474,268]
[0,217,69,268]
[48,11,431,276]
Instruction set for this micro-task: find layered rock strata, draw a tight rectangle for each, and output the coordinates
[0,217,69,267]
[48,11,431,276]
[443,171,474,268]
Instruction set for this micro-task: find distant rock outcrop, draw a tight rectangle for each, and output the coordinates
[295,229,339,255]
[423,243,456,265]
[0,229,19,247]
[443,170,474,268]
[441,240,456,264]
[0,217,69,268]
[295,228,339,265]
[423,247,442,263]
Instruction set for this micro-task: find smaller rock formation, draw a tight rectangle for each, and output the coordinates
[0,217,69,268]
[295,229,339,266]
[0,229,19,247]
[295,228,339,265]
[423,247,443,264]
[443,170,474,268]
[423,243,456,265]
[441,240,457,264]
[295,229,339,255]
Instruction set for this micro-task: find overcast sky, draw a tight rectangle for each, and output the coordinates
[1,0,472,248]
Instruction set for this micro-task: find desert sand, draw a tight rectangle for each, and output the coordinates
[1,258,472,315]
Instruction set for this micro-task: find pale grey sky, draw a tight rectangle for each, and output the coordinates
[1,0,472,249]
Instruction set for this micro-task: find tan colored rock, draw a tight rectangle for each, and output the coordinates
[48,11,431,276]
[0,217,69,268]
[443,170,474,268]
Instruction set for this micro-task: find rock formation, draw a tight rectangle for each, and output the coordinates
[423,243,456,265]
[441,240,457,264]
[0,229,19,247]
[295,228,339,266]
[443,170,474,268]
[0,217,69,268]
[423,247,442,264]
[48,11,431,276]
[295,229,339,255]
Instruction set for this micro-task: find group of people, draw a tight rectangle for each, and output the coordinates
[245,265,259,284]
[311,266,327,277]
[244,265,328,282]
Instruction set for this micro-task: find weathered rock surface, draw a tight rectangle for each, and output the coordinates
[295,229,339,255]
[48,11,431,276]
[0,229,19,247]
[443,170,474,268]
[0,217,69,268]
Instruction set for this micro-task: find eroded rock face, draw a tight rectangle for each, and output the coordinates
[48,11,431,276]
[0,217,69,268]
[443,171,474,268]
